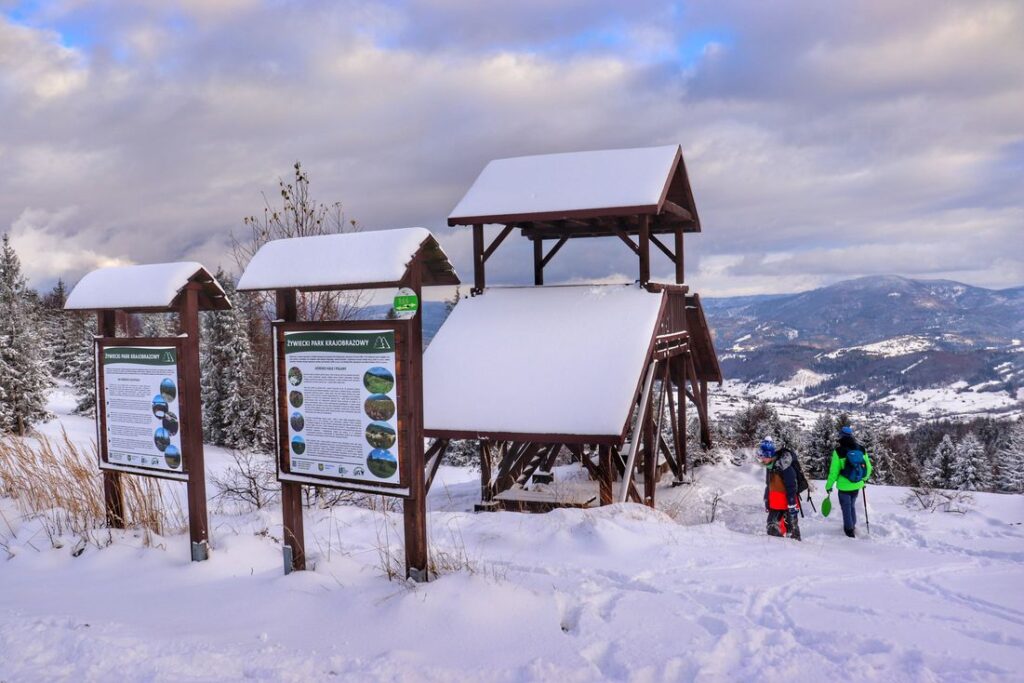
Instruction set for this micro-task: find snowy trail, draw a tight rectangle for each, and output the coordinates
[2,402,1024,681]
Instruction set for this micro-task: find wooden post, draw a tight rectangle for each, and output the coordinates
[533,238,544,286]
[473,223,485,294]
[98,310,124,529]
[276,289,306,573]
[479,441,493,504]
[674,226,684,284]
[599,444,613,505]
[676,360,688,476]
[699,379,711,449]
[643,382,657,508]
[639,215,651,285]
[403,260,429,582]
[179,284,211,561]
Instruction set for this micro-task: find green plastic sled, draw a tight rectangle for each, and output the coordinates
[821,495,832,518]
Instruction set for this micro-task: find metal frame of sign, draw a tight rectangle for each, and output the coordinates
[95,336,191,483]
[272,319,413,497]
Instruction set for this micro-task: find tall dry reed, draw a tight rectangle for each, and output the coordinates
[0,430,186,551]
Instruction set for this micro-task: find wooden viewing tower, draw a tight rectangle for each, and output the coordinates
[422,145,722,511]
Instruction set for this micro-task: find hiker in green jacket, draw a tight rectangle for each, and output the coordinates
[825,425,872,538]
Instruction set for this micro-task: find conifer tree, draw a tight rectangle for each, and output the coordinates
[67,316,98,415]
[922,434,956,489]
[950,433,992,491]
[804,411,836,478]
[994,420,1024,493]
[0,234,52,433]
[141,313,174,337]
[200,272,261,450]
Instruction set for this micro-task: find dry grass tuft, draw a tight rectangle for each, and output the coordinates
[0,430,185,552]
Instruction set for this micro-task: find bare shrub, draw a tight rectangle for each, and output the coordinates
[212,450,280,512]
[903,486,974,514]
[0,431,185,550]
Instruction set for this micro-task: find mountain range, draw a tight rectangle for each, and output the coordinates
[703,275,1024,416]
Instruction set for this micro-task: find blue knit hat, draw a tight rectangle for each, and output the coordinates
[759,438,776,459]
[840,426,853,436]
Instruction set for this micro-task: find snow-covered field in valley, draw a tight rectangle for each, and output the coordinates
[2,394,1024,682]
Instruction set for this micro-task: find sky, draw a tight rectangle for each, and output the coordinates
[0,0,1021,297]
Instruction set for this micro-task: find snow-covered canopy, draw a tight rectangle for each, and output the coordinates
[65,262,229,311]
[448,145,684,224]
[424,285,664,439]
[236,227,458,291]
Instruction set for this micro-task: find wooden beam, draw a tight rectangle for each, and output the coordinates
[533,238,544,286]
[180,283,210,560]
[661,200,693,221]
[482,225,514,262]
[649,233,677,264]
[276,288,305,572]
[639,214,651,285]
[424,439,449,494]
[541,236,568,268]
[700,379,711,449]
[599,445,613,506]
[97,311,125,529]
[472,224,485,294]
[479,441,493,503]
[674,226,684,284]
[613,229,640,256]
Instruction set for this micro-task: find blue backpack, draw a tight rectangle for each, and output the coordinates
[842,449,867,483]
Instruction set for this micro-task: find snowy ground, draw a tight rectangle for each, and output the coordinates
[2,393,1024,681]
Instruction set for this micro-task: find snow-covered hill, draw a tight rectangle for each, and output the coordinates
[706,276,1024,419]
[2,401,1024,681]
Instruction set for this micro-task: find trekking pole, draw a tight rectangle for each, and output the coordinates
[862,487,870,534]
[806,489,818,514]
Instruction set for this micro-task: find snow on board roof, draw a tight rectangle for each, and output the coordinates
[236,227,457,291]
[65,262,227,311]
[448,145,681,223]
[424,285,664,439]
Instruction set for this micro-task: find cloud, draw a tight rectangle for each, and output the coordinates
[8,207,132,285]
[0,0,1020,297]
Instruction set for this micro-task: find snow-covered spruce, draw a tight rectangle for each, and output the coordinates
[0,234,51,434]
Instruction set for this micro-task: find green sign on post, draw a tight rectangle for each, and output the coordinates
[393,287,419,318]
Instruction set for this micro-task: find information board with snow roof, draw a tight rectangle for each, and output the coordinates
[236,227,458,292]
[65,262,229,312]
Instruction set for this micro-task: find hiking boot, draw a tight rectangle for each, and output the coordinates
[787,513,802,541]
[844,527,855,538]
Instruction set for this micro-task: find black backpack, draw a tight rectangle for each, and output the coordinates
[778,448,809,493]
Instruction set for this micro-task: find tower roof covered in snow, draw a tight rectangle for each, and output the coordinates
[447,145,700,237]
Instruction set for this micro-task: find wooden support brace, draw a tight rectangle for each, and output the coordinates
[649,233,677,264]
[482,225,514,262]
[424,439,450,494]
